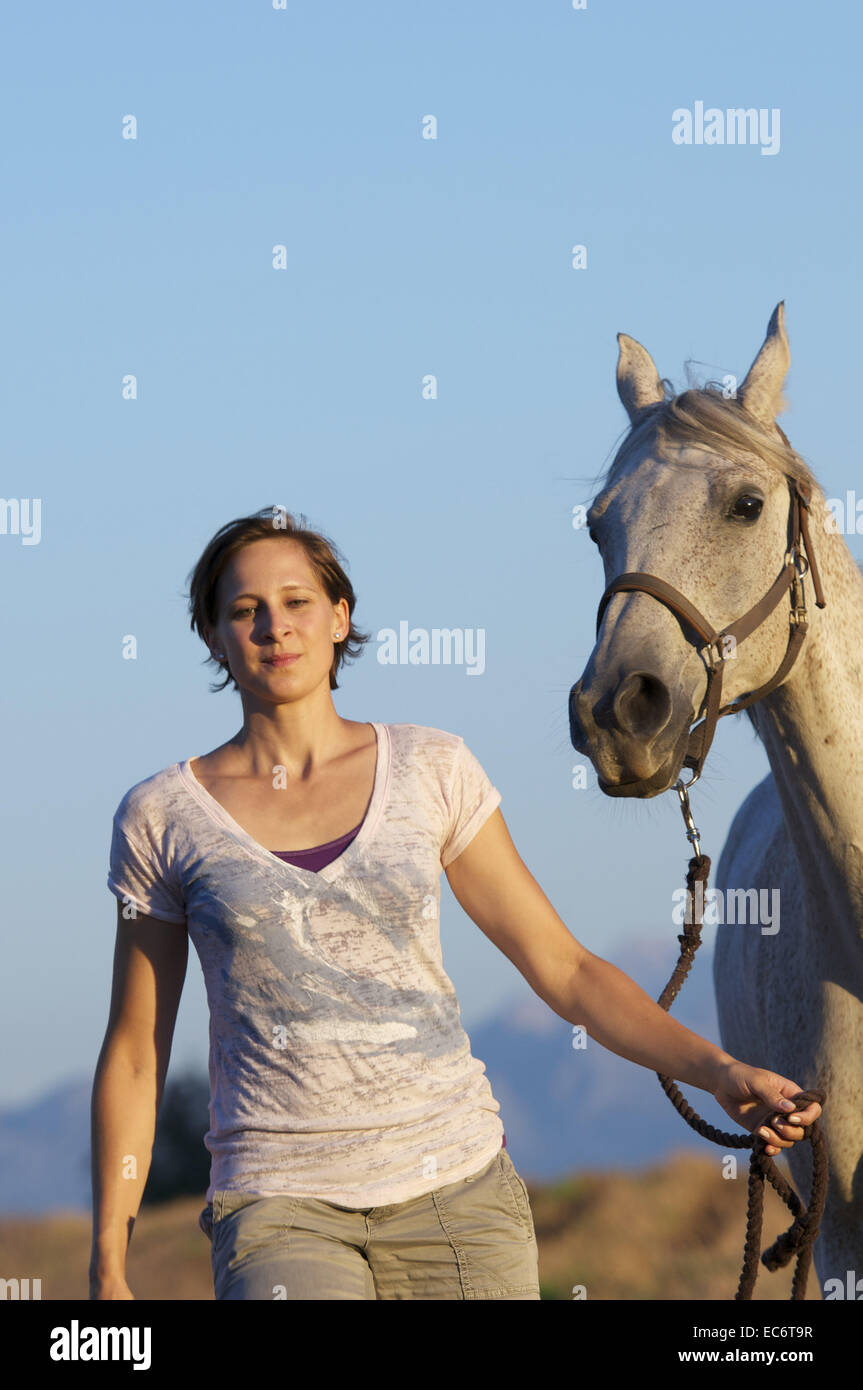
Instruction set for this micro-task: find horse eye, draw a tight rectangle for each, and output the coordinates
[731,494,763,521]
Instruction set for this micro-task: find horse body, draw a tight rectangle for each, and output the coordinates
[715,579,863,1286]
[571,304,863,1290]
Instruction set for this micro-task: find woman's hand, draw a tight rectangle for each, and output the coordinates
[713,1059,822,1155]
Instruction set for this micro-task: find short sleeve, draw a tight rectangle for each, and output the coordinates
[440,737,502,869]
[107,814,186,925]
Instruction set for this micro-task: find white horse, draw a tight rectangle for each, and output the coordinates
[569,304,863,1293]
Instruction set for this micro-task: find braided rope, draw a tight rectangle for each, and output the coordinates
[655,853,829,1300]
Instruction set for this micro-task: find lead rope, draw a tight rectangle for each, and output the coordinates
[654,784,828,1300]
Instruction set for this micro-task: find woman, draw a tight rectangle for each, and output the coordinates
[90,506,822,1301]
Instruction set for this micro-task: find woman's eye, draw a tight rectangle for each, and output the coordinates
[730,495,763,521]
[232,599,307,618]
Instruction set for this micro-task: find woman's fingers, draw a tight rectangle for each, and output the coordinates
[758,1113,811,1151]
[791,1101,821,1124]
[759,1126,789,1151]
[780,1103,821,1130]
[779,1122,805,1139]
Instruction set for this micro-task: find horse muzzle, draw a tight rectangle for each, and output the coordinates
[569,671,695,797]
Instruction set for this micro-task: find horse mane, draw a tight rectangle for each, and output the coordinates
[603,383,818,495]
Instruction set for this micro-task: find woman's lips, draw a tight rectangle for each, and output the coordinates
[264,655,301,667]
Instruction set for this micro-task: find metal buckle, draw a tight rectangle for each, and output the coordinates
[701,635,727,672]
[674,780,702,857]
[676,764,700,791]
[789,572,808,627]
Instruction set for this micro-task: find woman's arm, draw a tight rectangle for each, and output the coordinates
[444,808,821,1153]
[89,903,188,1299]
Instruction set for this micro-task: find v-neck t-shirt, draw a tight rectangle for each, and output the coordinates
[106,721,506,1207]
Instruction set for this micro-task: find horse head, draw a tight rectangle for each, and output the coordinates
[569,303,824,797]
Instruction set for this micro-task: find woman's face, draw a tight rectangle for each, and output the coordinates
[207,537,348,703]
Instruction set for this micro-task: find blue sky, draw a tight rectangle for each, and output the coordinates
[1,0,861,1107]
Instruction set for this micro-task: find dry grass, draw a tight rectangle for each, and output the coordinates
[531,1150,821,1300]
[0,1151,820,1301]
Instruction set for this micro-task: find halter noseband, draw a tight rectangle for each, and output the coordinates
[594,456,827,787]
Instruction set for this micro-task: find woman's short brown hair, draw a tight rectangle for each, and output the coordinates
[186,506,371,693]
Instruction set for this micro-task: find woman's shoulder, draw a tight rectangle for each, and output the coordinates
[384,722,466,758]
[384,724,476,791]
[109,759,187,830]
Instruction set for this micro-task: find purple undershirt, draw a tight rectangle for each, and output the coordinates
[269,821,364,872]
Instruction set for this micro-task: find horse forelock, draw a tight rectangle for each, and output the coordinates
[601,386,818,498]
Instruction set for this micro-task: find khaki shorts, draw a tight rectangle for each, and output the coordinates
[198,1146,540,1300]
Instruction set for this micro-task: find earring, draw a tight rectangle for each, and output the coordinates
[334,632,341,639]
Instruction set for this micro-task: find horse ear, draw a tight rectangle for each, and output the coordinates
[616,333,665,422]
[738,302,790,428]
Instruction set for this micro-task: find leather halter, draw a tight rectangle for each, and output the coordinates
[594,450,827,787]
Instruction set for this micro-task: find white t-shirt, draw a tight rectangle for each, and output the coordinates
[106,722,506,1207]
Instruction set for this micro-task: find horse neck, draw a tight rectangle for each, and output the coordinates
[748,500,863,931]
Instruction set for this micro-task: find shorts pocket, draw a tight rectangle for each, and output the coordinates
[209,1191,302,1298]
[209,1190,290,1260]
[213,1189,272,1224]
[431,1148,540,1297]
[198,1202,214,1240]
[497,1150,536,1235]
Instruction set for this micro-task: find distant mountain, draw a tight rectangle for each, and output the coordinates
[0,936,733,1214]
[468,934,732,1182]
[0,1076,92,1215]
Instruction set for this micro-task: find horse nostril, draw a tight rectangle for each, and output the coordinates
[612,670,672,740]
